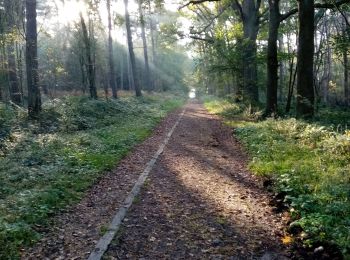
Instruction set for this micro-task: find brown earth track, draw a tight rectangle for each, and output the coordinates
[22,108,183,259]
[104,101,289,260]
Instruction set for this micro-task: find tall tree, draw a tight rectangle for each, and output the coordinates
[26,0,41,117]
[265,0,350,116]
[265,0,280,115]
[80,13,97,99]
[107,0,117,98]
[138,0,151,91]
[5,0,22,105]
[296,0,315,118]
[233,0,262,103]
[149,2,157,90]
[124,0,142,97]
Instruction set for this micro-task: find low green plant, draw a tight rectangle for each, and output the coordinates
[0,93,184,258]
[204,96,350,257]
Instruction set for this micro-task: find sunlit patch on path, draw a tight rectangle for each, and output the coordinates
[104,100,289,259]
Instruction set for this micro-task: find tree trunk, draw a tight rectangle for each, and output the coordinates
[26,0,41,117]
[149,2,156,90]
[278,36,284,101]
[265,0,280,115]
[4,0,22,105]
[7,43,21,105]
[138,0,151,92]
[241,0,260,104]
[344,49,349,105]
[107,0,117,98]
[296,0,315,118]
[124,0,142,97]
[16,42,24,99]
[286,61,297,113]
[80,14,97,99]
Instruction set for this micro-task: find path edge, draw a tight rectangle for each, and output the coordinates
[87,108,186,260]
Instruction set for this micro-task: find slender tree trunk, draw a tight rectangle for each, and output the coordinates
[4,0,22,105]
[26,0,41,117]
[107,0,117,98]
[322,18,331,104]
[124,0,142,97]
[120,52,124,90]
[16,42,24,99]
[296,0,315,118]
[265,0,280,115]
[286,61,297,113]
[149,2,157,91]
[79,55,87,94]
[278,36,284,101]
[138,0,151,92]
[344,49,349,105]
[7,43,21,105]
[80,14,97,99]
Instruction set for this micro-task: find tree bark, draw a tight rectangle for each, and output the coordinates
[296,0,315,118]
[7,43,21,105]
[107,0,117,98]
[148,1,157,90]
[241,0,260,103]
[278,36,284,101]
[344,48,349,105]
[265,0,280,115]
[80,14,97,99]
[5,0,22,105]
[124,0,142,97]
[26,0,41,117]
[138,0,151,92]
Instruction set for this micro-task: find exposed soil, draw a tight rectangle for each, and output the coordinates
[104,101,290,259]
[23,100,291,259]
[22,108,182,259]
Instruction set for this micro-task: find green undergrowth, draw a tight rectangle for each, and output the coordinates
[0,93,184,259]
[203,95,350,257]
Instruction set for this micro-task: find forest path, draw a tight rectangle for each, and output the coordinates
[23,100,289,259]
[104,100,289,259]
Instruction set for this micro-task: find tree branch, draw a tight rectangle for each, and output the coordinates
[280,0,350,22]
[189,35,215,43]
[190,5,230,34]
[179,0,221,10]
[230,0,244,21]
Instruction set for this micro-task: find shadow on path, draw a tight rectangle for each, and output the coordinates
[105,101,289,259]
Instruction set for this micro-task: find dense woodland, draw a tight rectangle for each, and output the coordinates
[189,0,350,118]
[0,0,350,258]
[0,0,190,117]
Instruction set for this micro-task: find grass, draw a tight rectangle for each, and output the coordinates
[0,93,185,259]
[203,95,350,257]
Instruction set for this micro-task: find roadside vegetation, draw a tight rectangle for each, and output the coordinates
[203,96,350,258]
[0,93,184,258]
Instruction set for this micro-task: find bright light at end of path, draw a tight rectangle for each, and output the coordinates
[189,89,196,99]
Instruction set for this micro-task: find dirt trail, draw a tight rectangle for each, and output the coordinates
[104,101,289,259]
[23,100,289,259]
[22,108,182,259]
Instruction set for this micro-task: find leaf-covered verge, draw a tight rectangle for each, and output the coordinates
[203,96,350,258]
[0,93,185,259]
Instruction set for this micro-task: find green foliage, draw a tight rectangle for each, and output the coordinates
[0,94,184,258]
[204,97,350,257]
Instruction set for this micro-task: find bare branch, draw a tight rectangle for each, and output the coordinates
[190,5,230,34]
[189,35,215,43]
[179,0,221,10]
[280,0,350,22]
